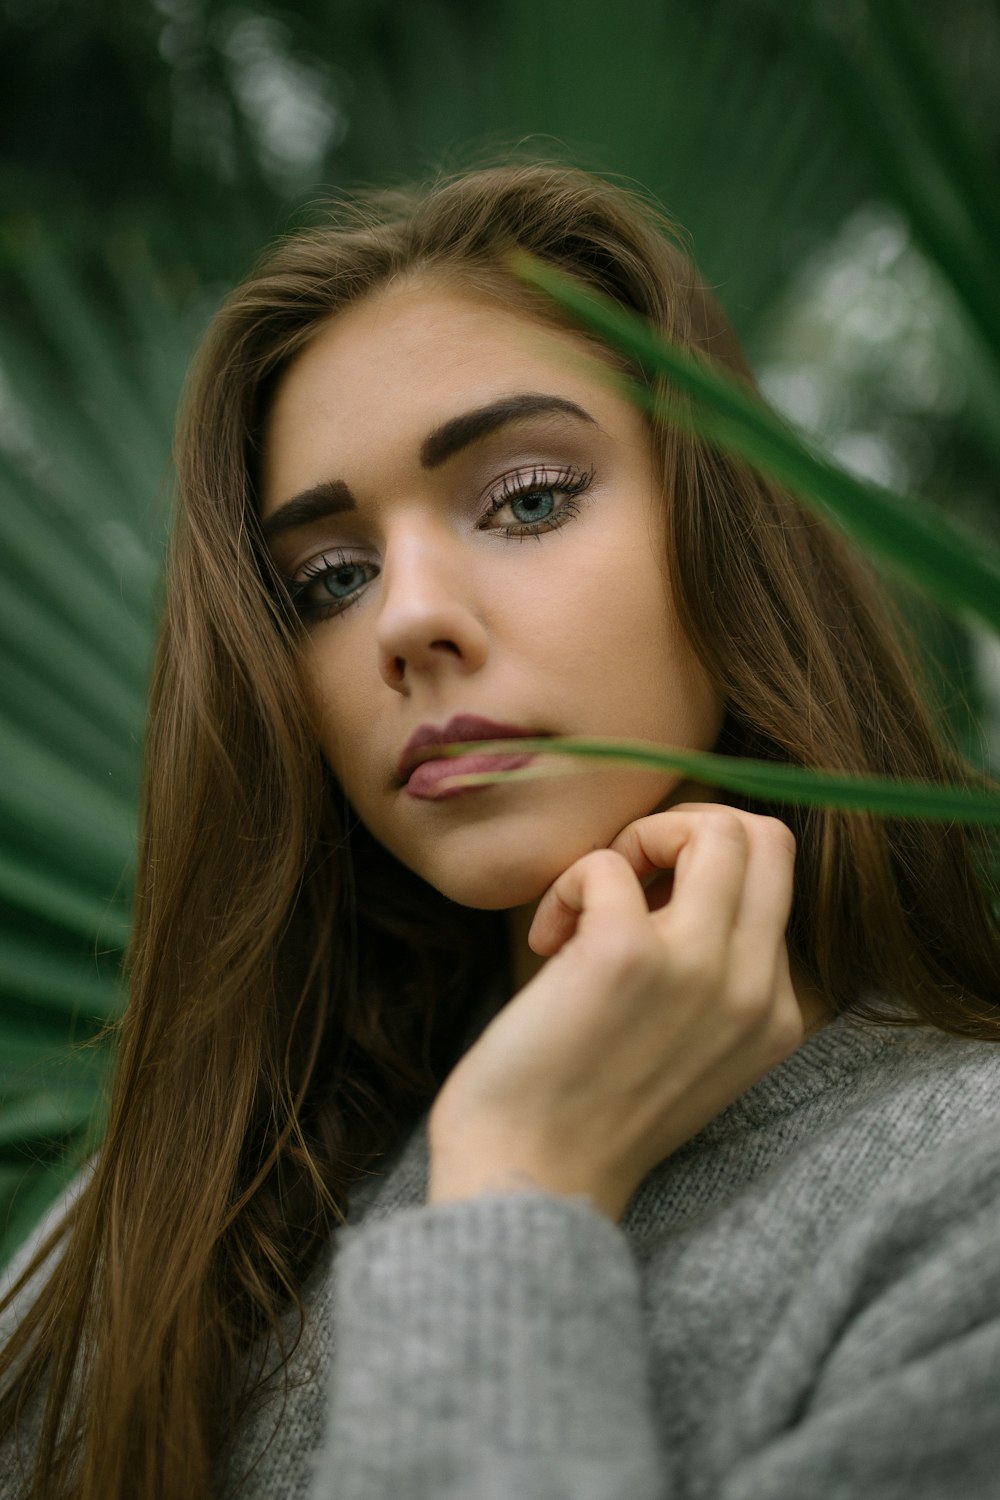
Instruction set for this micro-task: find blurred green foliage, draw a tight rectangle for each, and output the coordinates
[1,0,998,1266]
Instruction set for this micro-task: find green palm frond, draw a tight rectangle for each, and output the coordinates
[0,233,181,1263]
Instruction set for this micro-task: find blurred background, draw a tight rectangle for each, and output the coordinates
[2,0,999,1264]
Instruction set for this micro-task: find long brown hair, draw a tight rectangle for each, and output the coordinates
[2,162,998,1500]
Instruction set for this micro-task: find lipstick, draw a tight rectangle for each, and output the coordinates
[397,715,544,801]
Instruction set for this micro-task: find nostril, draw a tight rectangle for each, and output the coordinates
[380,653,406,686]
[385,640,460,683]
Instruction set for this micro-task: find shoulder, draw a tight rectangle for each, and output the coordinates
[819,1034,1000,1293]
[733,1015,1000,1172]
[625,1017,1000,1252]
[828,1018,1000,1153]
[810,1022,1000,1199]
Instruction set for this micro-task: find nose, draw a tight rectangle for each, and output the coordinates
[375,521,489,691]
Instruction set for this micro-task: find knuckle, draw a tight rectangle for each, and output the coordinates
[665,936,724,992]
[754,815,797,857]
[552,848,629,909]
[607,819,644,859]
[593,928,659,985]
[582,847,632,878]
[702,809,749,847]
[590,852,629,876]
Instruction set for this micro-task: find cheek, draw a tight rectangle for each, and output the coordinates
[297,644,359,785]
[577,531,710,716]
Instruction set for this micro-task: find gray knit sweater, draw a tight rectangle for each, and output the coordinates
[3,1015,1000,1498]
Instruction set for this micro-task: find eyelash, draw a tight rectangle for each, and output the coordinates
[286,463,596,623]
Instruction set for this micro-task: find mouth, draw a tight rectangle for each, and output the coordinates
[397,714,549,799]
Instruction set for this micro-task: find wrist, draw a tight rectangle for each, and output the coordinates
[427,1162,552,1206]
[426,1140,628,1221]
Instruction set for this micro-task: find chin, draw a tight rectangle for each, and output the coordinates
[422,858,557,912]
[364,772,687,912]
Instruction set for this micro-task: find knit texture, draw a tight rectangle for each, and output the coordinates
[3,1015,1000,1498]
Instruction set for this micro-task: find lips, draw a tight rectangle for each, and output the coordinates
[396,714,545,787]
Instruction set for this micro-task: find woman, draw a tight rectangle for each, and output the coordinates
[2,163,999,1500]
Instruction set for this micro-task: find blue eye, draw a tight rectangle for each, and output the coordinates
[321,563,370,599]
[481,463,595,537]
[289,554,376,621]
[509,490,557,525]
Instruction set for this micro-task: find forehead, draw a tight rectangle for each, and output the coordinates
[260,279,646,507]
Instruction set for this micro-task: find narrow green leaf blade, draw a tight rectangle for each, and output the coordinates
[514,257,1000,637]
[436,738,1000,823]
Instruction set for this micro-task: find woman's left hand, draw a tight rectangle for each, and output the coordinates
[427,804,807,1222]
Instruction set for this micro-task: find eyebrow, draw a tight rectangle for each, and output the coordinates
[260,392,596,542]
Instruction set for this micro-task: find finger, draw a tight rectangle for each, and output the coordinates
[528,848,651,957]
[609,808,750,951]
[731,817,797,952]
[663,808,796,943]
[607,802,743,879]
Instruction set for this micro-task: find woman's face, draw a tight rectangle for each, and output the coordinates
[260,278,724,909]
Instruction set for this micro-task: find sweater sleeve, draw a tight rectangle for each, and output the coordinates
[309,1121,1000,1500]
[308,1192,669,1500]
